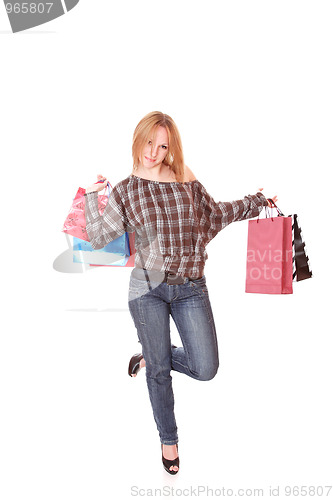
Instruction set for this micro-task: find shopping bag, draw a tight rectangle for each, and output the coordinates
[62,180,137,268]
[245,202,312,294]
[73,232,131,266]
[291,214,313,282]
[89,232,136,268]
[246,215,293,294]
[62,182,111,241]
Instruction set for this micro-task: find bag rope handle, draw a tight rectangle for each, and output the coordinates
[94,179,112,196]
[266,198,285,217]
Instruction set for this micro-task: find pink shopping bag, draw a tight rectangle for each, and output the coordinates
[62,183,111,241]
[245,215,293,294]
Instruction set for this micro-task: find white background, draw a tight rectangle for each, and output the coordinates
[1,1,332,499]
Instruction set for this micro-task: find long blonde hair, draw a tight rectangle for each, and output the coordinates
[132,111,185,183]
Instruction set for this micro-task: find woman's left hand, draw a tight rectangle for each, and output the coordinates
[258,188,278,208]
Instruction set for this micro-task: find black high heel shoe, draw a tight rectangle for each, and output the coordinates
[128,345,178,377]
[161,443,179,475]
[128,353,144,377]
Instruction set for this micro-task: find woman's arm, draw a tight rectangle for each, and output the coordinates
[194,182,271,244]
[84,175,130,250]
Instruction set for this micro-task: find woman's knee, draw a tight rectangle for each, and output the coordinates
[196,361,219,381]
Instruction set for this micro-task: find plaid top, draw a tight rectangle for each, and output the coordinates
[84,174,268,278]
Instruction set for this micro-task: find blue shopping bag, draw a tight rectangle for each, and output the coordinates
[73,233,131,266]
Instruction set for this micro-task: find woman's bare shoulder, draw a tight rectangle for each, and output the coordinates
[184,165,197,182]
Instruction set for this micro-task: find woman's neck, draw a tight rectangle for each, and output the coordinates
[132,163,177,183]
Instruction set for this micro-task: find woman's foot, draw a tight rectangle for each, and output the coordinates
[162,444,179,473]
[131,357,145,377]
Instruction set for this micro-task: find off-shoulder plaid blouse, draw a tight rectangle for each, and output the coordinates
[84,174,268,279]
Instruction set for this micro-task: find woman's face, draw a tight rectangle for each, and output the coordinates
[140,126,169,170]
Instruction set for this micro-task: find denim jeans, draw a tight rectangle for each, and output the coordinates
[128,268,219,445]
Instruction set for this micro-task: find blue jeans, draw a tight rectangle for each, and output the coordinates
[128,268,219,445]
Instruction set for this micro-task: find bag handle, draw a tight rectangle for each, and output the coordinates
[266,198,285,217]
[105,181,112,196]
[95,180,112,197]
[256,198,285,223]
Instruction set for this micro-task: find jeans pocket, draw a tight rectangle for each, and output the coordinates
[129,276,150,299]
[190,275,208,296]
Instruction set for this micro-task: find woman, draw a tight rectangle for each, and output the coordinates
[84,111,277,474]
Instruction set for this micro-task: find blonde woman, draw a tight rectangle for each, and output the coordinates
[84,111,277,474]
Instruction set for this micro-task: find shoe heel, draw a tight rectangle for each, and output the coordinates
[128,353,144,377]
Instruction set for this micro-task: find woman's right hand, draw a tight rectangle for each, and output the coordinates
[86,174,108,193]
